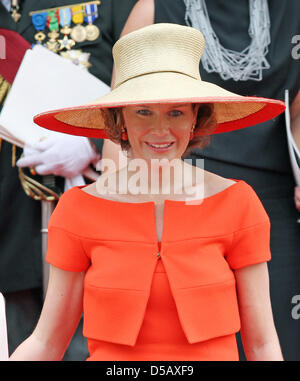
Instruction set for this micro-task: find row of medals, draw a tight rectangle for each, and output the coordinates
[35,16,100,54]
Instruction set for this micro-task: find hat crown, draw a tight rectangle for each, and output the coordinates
[113,23,205,88]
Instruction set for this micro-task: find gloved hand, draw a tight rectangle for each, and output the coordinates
[16,135,101,178]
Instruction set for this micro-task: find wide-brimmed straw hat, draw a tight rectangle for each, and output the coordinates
[34,23,285,139]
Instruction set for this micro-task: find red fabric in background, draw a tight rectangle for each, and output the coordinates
[0,28,30,84]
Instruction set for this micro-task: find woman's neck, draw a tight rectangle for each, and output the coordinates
[102,158,204,200]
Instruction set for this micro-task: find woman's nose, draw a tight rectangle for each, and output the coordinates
[151,116,170,135]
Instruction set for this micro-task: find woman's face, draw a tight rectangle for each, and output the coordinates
[122,103,198,162]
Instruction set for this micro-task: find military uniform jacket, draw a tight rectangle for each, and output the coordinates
[0,0,136,293]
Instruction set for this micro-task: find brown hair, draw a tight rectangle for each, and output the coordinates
[101,103,217,155]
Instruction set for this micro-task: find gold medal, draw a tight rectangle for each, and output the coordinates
[85,24,100,41]
[31,10,48,45]
[58,8,75,51]
[60,49,92,70]
[70,24,87,43]
[34,31,46,43]
[46,40,59,53]
[61,25,72,35]
[58,35,75,51]
[46,31,60,53]
[29,2,101,46]
[11,8,21,22]
[11,0,21,22]
[58,9,75,51]
[45,10,60,53]
[83,3,100,41]
[47,30,59,40]
[70,5,86,43]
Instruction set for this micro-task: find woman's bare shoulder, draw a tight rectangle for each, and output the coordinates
[82,182,98,197]
[202,170,237,198]
[82,169,238,201]
[81,181,139,203]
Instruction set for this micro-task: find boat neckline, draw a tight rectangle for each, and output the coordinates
[73,178,244,205]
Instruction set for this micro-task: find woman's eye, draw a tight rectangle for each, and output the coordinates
[170,110,183,117]
[137,109,151,116]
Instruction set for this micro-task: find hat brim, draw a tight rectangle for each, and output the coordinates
[34,72,285,139]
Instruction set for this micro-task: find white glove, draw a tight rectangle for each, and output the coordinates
[16,135,101,178]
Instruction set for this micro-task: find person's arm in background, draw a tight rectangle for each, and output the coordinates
[102,0,155,170]
[289,89,300,211]
[110,0,154,89]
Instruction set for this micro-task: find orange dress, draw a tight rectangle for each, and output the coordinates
[46,179,271,361]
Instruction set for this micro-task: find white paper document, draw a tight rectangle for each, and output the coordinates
[285,89,300,186]
[0,44,110,147]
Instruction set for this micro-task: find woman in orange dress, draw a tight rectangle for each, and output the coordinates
[10,23,285,361]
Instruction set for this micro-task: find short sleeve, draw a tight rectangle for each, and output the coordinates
[45,189,91,272]
[46,226,90,272]
[225,221,271,270]
[225,182,272,270]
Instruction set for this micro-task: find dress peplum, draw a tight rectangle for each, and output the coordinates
[46,179,271,360]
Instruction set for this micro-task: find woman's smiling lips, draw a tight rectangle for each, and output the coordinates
[144,141,175,152]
